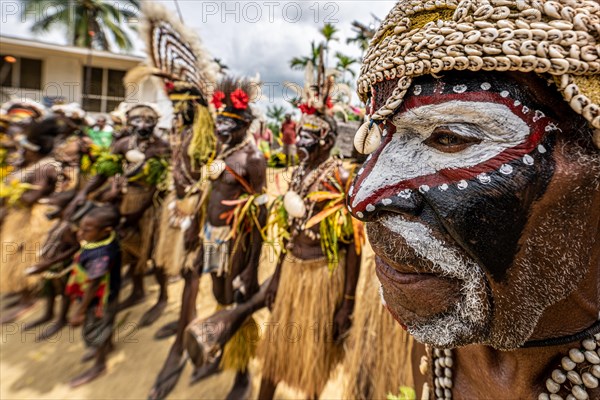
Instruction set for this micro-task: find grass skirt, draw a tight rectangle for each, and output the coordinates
[343,245,414,399]
[0,204,54,293]
[153,192,191,277]
[119,186,156,274]
[259,252,345,397]
[216,304,259,373]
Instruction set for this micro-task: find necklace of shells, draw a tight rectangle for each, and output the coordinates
[124,135,153,175]
[207,135,253,181]
[283,157,341,242]
[421,329,600,400]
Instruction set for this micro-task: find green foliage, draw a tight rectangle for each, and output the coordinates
[388,387,416,400]
[129,157,169,186]
[22,0,139,51]
[93,152,123,177]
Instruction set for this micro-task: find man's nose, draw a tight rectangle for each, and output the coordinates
[348,184,425,222]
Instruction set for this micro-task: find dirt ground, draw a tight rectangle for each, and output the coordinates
[0,251,349,400]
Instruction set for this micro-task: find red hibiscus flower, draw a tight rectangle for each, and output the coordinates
[230,88,249,110]
[212,91,226,109]
[326,97,334,109]
[165,81,175,93]
[299,103,316,115]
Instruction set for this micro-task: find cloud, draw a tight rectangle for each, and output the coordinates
[1,0,396,110]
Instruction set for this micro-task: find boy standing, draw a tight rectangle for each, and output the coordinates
[65,206,121,387]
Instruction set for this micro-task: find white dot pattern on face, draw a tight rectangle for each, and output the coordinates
[534,110,545,122]
[453,84,468,94]
[399,189,412,199]
[500,164,514,175]
[349,87,556,216]
[477,173,491,184]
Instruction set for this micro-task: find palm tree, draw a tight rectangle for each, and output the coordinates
[266,105,286,123]
[22,0,139,51]
[335,52,359,82]
[319,23,339,67]
[289,41,322,71]
[347,16,380,54]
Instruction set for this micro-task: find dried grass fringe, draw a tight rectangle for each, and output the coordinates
[216,303,259,372]
[1,204,54,292]
[343,247,414,399]
[153,191,187,276]
[259,252,346,397]
[119,186,157,274]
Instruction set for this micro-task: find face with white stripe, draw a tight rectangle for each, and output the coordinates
[354,72,600,349]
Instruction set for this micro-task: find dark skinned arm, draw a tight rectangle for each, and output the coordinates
[333,240,361,342]
[25,246,79,275]
[333,167,362,342]
[26,224,80,275]
[19,163,57,207]
[62,174,108,219]
[235,152,267,301]
[264,249,286,311]
[70,277,101,326]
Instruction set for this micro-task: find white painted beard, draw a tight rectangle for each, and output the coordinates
[380,215,491,348]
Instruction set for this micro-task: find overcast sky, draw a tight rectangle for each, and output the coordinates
[1,0,396,112]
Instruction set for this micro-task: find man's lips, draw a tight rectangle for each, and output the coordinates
[375,255,463,324]
[375,255,438,285]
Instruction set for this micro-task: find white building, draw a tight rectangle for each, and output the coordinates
[0,35,171,122]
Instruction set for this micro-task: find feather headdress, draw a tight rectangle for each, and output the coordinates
[125,2,218,105]
[127,1,220,166]
[288,47,339,136]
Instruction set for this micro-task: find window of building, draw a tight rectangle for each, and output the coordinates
[82,67,127,113]
[0,55,42,90]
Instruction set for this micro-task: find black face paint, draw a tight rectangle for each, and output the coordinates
[128,114,157,138]
[296,129,321,162]
[216,115,248,145]
[349,72,561,282]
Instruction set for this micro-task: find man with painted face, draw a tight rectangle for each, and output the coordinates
[348,1,600,399]
[186,76,267,399]
[65,104,170,319]
[255,65,363,400]
[0,114,66,323]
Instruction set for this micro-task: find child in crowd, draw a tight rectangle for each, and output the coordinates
[65,205,122,387]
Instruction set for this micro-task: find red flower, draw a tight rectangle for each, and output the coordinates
[326,97,334,109]
[230,88,249,110]
[165,81,175,93]
[212,91,226,109]
[299,103,316,115]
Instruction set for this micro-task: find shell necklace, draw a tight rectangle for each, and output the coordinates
[422,331,600,400]
[284,158,341,241]
[207,135,252,181]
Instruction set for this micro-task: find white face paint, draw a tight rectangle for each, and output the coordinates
[352,101,530,208]
[380,215,490,347]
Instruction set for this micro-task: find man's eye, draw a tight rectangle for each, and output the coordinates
[424,129,481,153]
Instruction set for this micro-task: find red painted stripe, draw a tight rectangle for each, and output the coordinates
[350,91,551,212]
